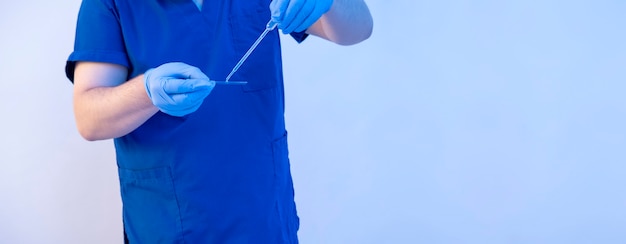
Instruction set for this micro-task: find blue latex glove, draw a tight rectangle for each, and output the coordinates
[144,62,215,117]
[270,0,334,34]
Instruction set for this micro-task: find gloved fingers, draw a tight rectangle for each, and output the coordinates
[160,101,203,117]
[283,0,316,34]
[151,62,192,78]
[160,88,211,116]
[162,78,215,94]
[152,86,177,106]
[153,84,212,117]
[176,65,211,80]
[144,62,216,117]
[162,108,198,117]
[270,0,289,24]
[149,62,210,80]
[294,1,324,33]
[168,89,210,106]
[279,0,306,33]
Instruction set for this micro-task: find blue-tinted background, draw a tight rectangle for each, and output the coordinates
[0,0,624,243]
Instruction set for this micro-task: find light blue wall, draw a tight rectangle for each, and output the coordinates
[0,0,624,243]
[283,1,626,243]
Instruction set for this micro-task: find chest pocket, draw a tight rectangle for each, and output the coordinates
[229,0,282,92]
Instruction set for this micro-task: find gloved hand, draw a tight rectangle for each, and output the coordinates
[144,62,215,117]
[270,0,334,34]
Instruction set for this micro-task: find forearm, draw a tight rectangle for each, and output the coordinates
[73,63,158,141]
[309,0,373,45]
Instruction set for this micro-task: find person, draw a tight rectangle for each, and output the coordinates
[65,0,372,242]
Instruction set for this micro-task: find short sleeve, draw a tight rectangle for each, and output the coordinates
[290,30,308,43]
[65,0,130,82]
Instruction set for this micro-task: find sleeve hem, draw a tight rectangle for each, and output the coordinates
[290,31,309,43]
[65,50,130,83]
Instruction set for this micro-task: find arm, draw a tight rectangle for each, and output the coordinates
[73,61,215,141]
[307,0,373,45]
[73,62,158,141]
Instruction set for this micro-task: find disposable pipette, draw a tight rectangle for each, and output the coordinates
[223,20,278,83]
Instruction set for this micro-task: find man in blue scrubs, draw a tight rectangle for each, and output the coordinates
[66,0,372,243]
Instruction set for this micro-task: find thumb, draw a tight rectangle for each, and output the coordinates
[163,78,214,94]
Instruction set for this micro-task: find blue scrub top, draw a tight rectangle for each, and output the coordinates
[66,0,307,243]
